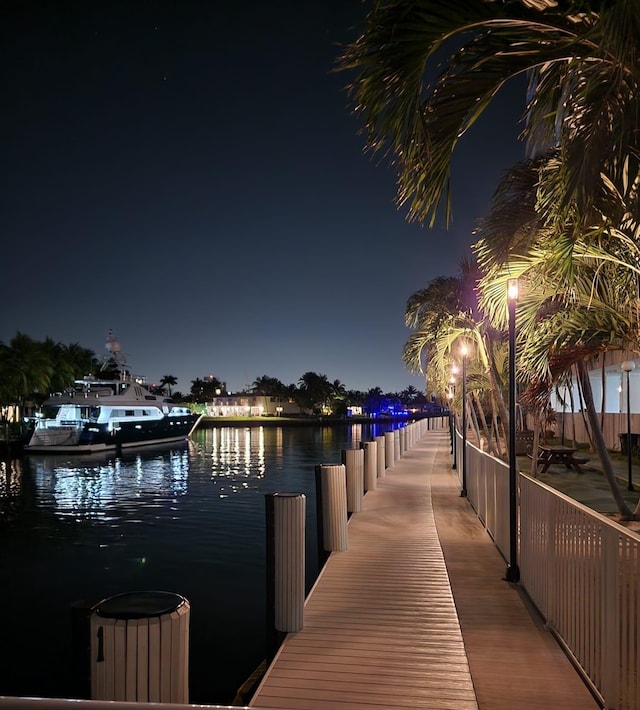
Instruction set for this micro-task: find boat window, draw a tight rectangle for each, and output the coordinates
[125,410,135,417]
[41,405,61,419]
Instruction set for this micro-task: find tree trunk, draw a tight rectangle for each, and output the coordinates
[484,336,510,452]
[577,359,632,518]
[599,354,606,433]
[492,407,504,458]
[530,410,541,478]
[575,363,595,450]
[468,394,482,447]
[473,392,496,454]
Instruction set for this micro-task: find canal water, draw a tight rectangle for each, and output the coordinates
[0,421,401,706]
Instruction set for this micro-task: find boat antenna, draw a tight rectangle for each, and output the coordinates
[102,329,129,379]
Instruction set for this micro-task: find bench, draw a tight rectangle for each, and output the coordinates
[568,456,589,473]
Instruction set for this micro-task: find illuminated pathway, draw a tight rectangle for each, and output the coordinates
[250,429,597,710]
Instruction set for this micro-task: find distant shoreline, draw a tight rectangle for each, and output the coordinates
[196,414,443,428]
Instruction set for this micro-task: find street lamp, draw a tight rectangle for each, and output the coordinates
[460,344,468,498]
[621,360,636,491]
[505,278,520,583]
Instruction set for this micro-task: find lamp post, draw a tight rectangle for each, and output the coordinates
[505,278,520,583]
[621,360,636,491]
[460,344,468,498]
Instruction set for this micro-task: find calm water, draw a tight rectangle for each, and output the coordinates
[0,421,401,706]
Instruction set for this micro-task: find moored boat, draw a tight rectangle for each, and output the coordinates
[24,332,202,453]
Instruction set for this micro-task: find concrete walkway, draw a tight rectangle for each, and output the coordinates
[250,429,599,709]
[431,435,599,709]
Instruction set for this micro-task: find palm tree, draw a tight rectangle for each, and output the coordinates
[338,0,640,229]
[64,342,99,379]
[0,332,53,409]
[329,379,348,416]
[474,154,640,518]
[251,375,286,396]
[297,372,333,414]
[400,385,419,406]
[41,337,77,395]
[340,1,640,518]
[189,376,224,403]
[403,263,511,448]
[159,375,178,396]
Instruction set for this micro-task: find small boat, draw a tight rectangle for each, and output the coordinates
[24,332,202,454]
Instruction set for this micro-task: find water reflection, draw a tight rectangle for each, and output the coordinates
[23,443,192,521]
[209,427,266,478]
[0,457,23,498]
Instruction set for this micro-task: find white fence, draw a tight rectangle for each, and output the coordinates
[456,429,639,710]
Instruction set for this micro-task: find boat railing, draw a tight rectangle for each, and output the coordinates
[36,419,84,429]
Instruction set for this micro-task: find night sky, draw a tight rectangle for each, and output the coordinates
[2,1,526,395]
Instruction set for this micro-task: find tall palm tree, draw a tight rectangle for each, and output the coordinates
[474,153,640,517]
[403,264,511,447]
[159,375,178,396]
[338,0,640,229]
[340,0,640,517]
[64,342,99,380]
[400,385,419,405]
[298,372,333,414]
[251,375,286,396]
[0,332,53,408]
[41,337,76,395]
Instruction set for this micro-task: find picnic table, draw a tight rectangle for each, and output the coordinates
[536,445,589,474]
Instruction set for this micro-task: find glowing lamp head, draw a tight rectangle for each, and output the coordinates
[507,278,519,301]
[622,360,636,373]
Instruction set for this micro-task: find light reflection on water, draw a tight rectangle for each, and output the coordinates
[28,448,192,521]
[0,421,401,705]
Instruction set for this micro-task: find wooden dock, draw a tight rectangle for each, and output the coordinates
[249,429,598,710]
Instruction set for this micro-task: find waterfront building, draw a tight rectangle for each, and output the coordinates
[205,393,301,417]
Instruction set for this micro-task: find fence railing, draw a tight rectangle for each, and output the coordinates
[455,429,639,710]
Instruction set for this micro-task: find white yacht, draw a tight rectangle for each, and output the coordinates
[25,333,201,453]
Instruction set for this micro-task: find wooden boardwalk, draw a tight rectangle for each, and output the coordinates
[250,429,598,710]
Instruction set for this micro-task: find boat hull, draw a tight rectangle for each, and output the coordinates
[25,414,202,453]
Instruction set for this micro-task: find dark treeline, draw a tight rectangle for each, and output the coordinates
[0,333,430,419]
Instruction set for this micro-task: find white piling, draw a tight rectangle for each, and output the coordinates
[315,464,348,557]
[375,434,386,478]
[384,431,394,468]
[272,493,305,631]
[362,440,377,492]
[342,448,364,513]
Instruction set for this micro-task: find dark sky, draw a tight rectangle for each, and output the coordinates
[2,1,526,395]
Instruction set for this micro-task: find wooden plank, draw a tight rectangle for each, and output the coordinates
[250,430,478,710]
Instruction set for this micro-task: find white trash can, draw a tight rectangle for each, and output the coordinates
[89,590,190,703]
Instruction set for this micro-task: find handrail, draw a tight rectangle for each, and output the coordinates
[457,430,638,709]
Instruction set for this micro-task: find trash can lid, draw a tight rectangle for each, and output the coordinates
[94,591,187,619]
